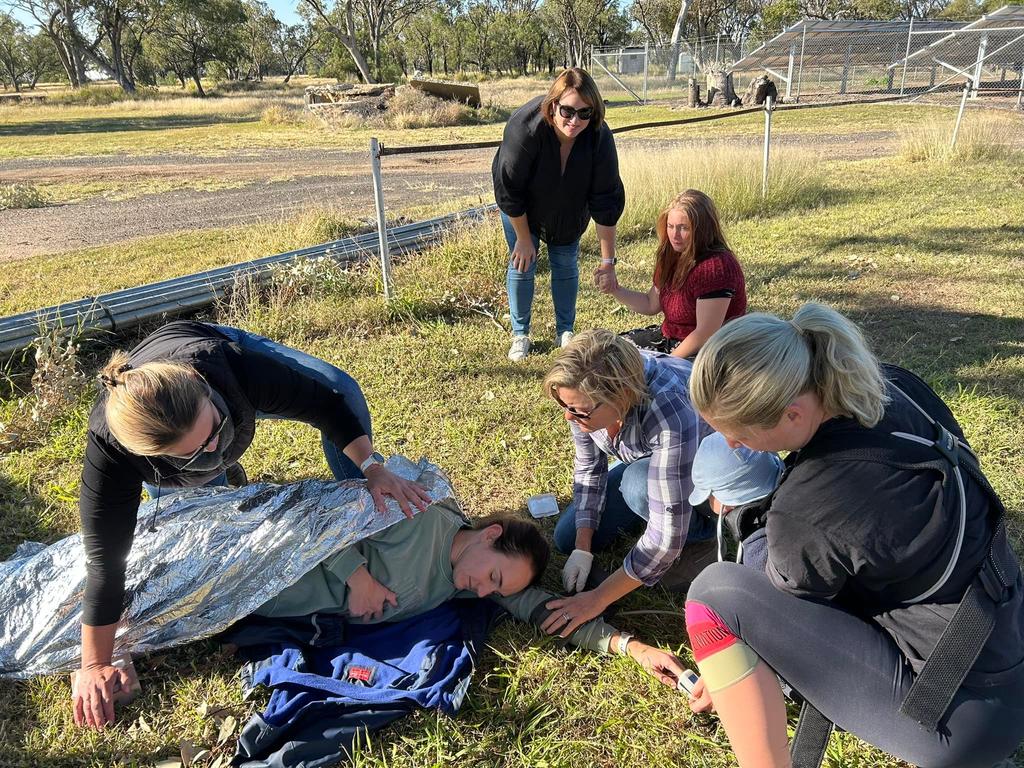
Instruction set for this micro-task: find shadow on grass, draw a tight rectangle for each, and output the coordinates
[0,113,258,138]
[0,470,57,560]
[840,296,1024,401]
[820,224,1024,261]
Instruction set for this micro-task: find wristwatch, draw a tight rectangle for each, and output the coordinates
[359,451,386,473]
[616,632,634,656]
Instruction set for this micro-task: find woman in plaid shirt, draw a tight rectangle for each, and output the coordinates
[539,329,717,639]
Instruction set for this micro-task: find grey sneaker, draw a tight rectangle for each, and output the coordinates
[508,335,531,361]
[557,331,574,348]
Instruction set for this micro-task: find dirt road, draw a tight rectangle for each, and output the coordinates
[0,131,898,262]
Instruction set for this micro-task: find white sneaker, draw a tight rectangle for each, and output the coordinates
[557,331,574,348]
[508,335,531,361]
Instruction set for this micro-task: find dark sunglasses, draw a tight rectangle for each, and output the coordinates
[176,403,226,468]
[556,102,594,121]
[552,391,600,421]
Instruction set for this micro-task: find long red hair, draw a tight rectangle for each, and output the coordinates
[654,190,730,292]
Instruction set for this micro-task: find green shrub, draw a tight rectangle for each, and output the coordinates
[45,85,161,106]
[0,183,47,211]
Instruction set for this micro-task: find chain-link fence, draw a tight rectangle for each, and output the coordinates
[592,10,1024,109]
[591,36,763,104]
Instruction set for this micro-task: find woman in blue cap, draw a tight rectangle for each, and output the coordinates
[688,432,783,568]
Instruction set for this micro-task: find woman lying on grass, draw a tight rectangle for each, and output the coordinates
[254,497,686,682]
[71,494,688,729]
[595,189,746,359]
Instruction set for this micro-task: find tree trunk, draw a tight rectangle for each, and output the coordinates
[191,69,205,97]
[709,70,737,106]
[688,77,700,107]
[666,0,691,83]
[302,0,375,83]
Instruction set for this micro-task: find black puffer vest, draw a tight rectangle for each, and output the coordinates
[87,321,256,488]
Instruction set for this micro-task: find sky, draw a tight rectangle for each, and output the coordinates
[266,0,302,26]
[5,2,304,27]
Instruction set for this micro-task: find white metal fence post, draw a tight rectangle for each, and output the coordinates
[971,33,989,98]
[951,82,970,149]
[795,25,807,101]
[643,42,649,103]
[369,137,394,301]
[762,96,773,199]
[900,16,914,96]
[1017,66,1024,110]
[785,41,797,100]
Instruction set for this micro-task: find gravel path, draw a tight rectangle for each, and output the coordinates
[0,131,900,262]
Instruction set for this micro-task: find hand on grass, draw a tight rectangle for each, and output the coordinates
[364,464,431,519]
[561,548,594,593]
[346,565,398,621]
[72,664,129,729]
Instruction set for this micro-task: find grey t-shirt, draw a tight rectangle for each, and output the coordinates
[256,499,617,653]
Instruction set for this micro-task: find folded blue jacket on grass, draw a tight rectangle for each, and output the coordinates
[229,599,503,768]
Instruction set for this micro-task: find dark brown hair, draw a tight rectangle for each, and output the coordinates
[541,67,606,130]
[654,189,731,292]
[476,517,551,586]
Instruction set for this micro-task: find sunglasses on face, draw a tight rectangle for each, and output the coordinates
[556,102,594,122]
[552,391,600,421]
[176,403,227,468]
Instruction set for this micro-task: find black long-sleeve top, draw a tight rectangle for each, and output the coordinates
[491,95,625,246]
[80,322,368,626]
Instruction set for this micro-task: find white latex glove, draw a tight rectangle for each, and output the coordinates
[562,549,594,593]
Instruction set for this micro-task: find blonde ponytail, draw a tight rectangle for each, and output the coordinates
[99,352,208,455]
[690,303,888,429]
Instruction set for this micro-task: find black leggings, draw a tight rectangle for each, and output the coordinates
[687,563,1024,768]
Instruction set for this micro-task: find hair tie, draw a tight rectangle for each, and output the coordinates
[788,319,803,335]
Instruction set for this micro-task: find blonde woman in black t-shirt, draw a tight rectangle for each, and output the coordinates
[679,303,1024,768]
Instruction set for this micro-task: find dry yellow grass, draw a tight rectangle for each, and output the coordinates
[611,142,829,240]
[898,111,1024,163]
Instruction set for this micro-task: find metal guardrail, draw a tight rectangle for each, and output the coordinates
[0,204,496,358]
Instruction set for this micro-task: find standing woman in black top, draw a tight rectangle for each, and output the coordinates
[492,68,625,361]
[72,321,431,730]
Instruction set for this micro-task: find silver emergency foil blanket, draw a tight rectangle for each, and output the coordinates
[0,456,454,678]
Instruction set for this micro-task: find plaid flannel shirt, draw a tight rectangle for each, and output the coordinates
[571,354,710,585]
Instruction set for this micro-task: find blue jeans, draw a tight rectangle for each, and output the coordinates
[502,212,580,337]
[144,327,372,498]
[553,458,716,554]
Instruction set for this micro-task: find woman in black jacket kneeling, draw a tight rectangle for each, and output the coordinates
[682,303,1024,768]
[72,321,429,730]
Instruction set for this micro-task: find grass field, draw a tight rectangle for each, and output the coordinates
[1,87,1023,767]
[0,76,972,160]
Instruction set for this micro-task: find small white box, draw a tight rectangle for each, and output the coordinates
[527,493,560,519]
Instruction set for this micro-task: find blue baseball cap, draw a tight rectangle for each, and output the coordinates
[689,432,784,507]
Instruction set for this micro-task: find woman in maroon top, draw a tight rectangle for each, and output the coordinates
[596,189,746,358]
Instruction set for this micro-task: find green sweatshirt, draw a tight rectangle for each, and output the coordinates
[256,499,616,653]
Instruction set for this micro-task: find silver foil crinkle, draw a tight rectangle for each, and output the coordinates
[0,456,453,678]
